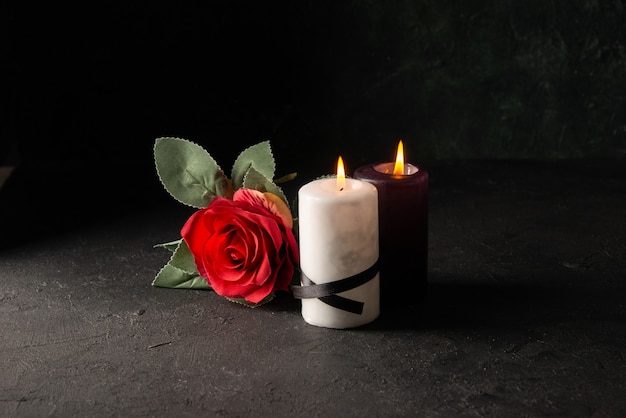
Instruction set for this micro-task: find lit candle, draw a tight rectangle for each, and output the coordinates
[353,140,428,308]
[292,157,380,329]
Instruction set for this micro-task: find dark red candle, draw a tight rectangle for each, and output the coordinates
[353,142,428,308]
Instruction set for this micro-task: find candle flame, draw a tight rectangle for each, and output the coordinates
[393,140,405,175]
[336,156,346,190]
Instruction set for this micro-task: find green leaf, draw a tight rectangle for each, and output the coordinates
[231,141,275,190]
[274,172,297,184]
[168,239,197,274]
[154,239,182,252]
[243,166,288,204]
[152,262,211,289]
[226,293,275,308]
[154,137,230,208]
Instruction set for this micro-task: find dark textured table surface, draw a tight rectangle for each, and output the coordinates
[1,159,625,417]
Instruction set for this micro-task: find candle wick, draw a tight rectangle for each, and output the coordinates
[340,187,344,191]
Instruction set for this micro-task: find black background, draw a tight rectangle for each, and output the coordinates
[2,2,626,175]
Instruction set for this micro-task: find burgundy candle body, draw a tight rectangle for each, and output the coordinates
[353,162,428,308]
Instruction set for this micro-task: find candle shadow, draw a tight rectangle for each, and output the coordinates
[366,277,569,332]
[263,274,606,333]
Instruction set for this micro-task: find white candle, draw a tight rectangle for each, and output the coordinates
[296,158,380,329]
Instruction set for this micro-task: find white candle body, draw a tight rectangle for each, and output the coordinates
[298,177,380,328]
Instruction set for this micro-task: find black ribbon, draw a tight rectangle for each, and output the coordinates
[291,260,379,315]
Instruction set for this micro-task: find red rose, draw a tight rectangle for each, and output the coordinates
[181,189,299,304]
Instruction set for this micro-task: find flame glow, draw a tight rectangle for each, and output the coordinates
[393,140,405,175]
[337,156,346,190]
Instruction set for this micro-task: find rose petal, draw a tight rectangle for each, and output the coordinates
[180,191,299,305]
[234,189,293,229]
[181,209,211,278]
